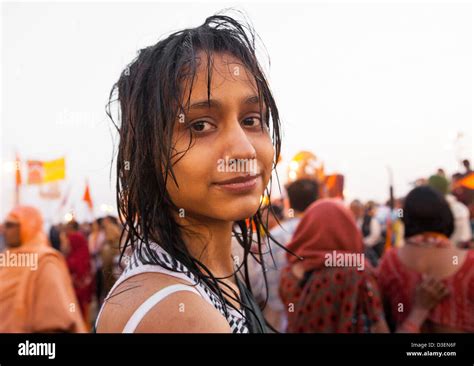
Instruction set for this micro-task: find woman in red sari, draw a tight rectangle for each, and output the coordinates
[63,220,94,325]
[279,199,387,333]
[378,186,474,333]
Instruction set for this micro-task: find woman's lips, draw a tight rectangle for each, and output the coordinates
[213,174,260,193]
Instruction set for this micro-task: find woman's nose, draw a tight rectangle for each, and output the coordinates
[223,121,257,162]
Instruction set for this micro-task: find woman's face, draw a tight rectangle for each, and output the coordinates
[166,52,275,223]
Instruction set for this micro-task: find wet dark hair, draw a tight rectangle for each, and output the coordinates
[402,186,454,238]
[268,203,285,222]
[107,13,285,331]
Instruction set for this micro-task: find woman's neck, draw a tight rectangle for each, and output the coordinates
[179,215,235,279]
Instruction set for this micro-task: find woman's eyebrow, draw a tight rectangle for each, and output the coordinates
[244,95,260,105]
[187,95,261,110]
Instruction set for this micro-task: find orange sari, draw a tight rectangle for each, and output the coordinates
[0,206,86,332]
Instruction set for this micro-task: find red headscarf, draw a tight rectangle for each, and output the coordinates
[281,200,384,333]
[286,199,364,272]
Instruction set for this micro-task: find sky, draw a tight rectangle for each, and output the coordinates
[1,0,473,224]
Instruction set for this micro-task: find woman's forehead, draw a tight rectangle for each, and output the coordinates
[181,52,258,104]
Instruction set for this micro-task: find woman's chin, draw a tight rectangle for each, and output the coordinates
[216,201,262,222]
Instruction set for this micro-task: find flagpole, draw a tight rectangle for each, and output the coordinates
[14,152,21,207]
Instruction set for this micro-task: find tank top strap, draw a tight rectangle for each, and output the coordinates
[122,284,202,333]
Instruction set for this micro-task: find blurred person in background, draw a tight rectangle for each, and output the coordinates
[350,200,383,266]
[452,160,474,235]
[378,186,474,333]
[0,224,6,252]
[436,168,447,178]
[0,206,86,332]
[362,201,383,254]
[63,220,94,328]
[88,218,106,305]
[265,179,319,332]
[48,223,62,251]
[79,221,92,239]
[280,199,386,333]
[391,197,406,248]
[462,159,472,176]
[100,215,122,296]
[428,174,472,246]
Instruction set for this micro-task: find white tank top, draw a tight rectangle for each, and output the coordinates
[96,242,249,333]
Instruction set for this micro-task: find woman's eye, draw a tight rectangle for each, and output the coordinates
[242,116,261,128]
[189,121,214,133]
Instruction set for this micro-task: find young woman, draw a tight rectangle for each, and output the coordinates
[96,14,282,333]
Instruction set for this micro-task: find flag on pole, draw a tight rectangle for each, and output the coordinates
[14,153,22,206]
[43,157,66,183]
[83,180,93,211]
[27,157,66,185]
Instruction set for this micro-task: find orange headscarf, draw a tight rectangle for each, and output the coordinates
[0,206,86,332]
[5,206,48,248]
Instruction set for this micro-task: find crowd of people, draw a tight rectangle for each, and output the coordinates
[239,162,474,333]
[0,211,123,332]
[0,161,473,333]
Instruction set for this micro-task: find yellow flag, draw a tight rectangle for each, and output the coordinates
[43,157,66,183]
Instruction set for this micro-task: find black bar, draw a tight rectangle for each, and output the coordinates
[0,333,473,362]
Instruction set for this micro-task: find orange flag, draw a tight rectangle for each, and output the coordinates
[324,174,345,199]
[83,180,93,211]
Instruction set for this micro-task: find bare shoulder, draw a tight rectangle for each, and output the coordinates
[96,272,231,333]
